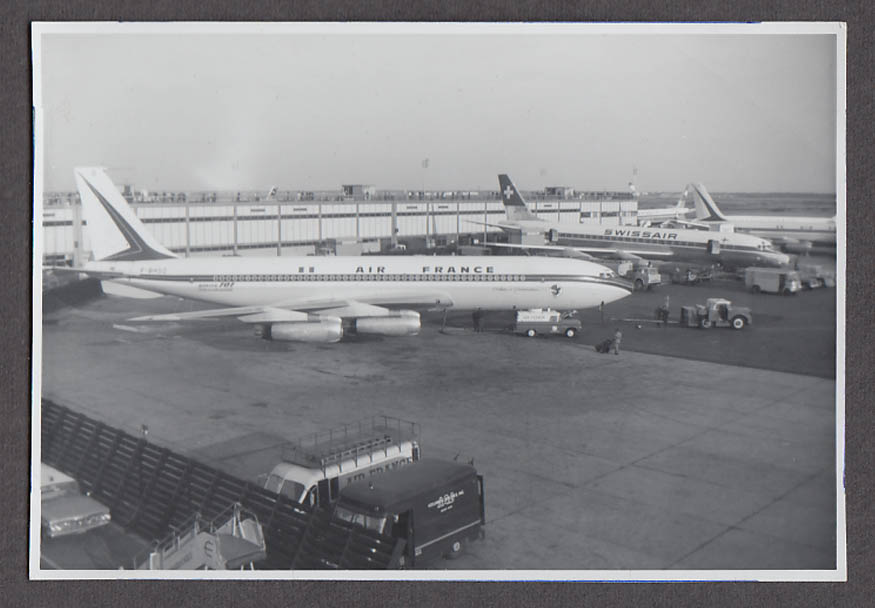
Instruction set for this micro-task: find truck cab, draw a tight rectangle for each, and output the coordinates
[617,261,662,291]
[680,298,752,330]
[261,416,420,508]
[333,459,485,568]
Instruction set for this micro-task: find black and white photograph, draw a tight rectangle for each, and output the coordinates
[31,22,846,580]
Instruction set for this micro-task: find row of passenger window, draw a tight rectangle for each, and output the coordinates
[213,273,527,282]
[558,232,754,252]
[558,232,704,247]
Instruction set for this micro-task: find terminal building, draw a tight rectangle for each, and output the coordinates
[40,184,639,265]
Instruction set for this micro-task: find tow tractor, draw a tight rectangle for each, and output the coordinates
[513,309,581,338]
[679,298,752,330]
[666,265,714,286]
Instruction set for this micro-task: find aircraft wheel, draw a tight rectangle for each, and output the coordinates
[731,316,746,330]
[526,329,537,338]
[564,327,577,338]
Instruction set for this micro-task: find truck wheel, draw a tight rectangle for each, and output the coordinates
[445,540,464,559]
[564,327,576,338]
[634,278,644,291]
[700,318,712,329]
[781,288,791,296]
[731,316,746,330]
[526,329,537,338]
[751,285,761,294]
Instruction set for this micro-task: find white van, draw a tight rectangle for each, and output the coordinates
[261,416,420,508]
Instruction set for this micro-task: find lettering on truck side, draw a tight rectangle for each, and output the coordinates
[427,489,464,513]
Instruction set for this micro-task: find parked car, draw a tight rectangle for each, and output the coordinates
[41,463,111,539]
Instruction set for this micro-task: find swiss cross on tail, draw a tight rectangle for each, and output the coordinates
[498,174,538,222]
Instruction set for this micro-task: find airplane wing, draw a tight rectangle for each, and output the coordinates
[45,266,126,280]
[464,219,519,230]
[129,291,456,323]
[664,218,710,230]
[483,241,674,260]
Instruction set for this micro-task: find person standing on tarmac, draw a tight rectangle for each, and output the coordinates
[472,308,483,333]
[612,327,622,355]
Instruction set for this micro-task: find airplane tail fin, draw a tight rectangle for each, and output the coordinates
[266,186,278,201]
[690,183,727,221]
[498,174,538,222]
[74,167,177,262]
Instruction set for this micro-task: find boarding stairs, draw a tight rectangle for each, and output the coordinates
[135,502,266,570]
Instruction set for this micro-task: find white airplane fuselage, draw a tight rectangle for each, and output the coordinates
[87,255,632,312]
[508,219,791,268]
[712,215,836,246]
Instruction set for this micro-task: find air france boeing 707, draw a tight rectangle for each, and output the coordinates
[64,167,632,343]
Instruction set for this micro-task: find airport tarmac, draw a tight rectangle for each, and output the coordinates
[39,286,838,572]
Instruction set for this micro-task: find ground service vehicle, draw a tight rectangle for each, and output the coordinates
[666,265,713,285]
[261,416,420,508]
[680,298,752,330]
[333,459,485,568]
[514,308,582,338]
[617,262,662,291]
[796,263,836,289]
[744,267,801,295]
[41,463,111,538]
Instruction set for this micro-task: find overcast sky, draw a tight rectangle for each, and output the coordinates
[36,26,839,193]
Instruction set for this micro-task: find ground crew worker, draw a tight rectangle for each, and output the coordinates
[661,295,671,328]
[612,328,622,355]
[472,308,483,332]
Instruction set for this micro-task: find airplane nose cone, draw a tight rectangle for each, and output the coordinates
[603,277,635,302]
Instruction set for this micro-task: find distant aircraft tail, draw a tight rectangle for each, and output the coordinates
[266,186,278,201]
[74,167,177,261]
[498,174,538,222]
[690,183,727,221]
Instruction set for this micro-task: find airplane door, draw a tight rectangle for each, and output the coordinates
[547,229,559,243]
[707,240,720,255]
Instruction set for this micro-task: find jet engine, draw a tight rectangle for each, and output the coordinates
[779,240,813,255]
[262,317,343,343]
[355,310,421,336]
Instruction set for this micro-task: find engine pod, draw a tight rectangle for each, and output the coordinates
[355,310,421,336]
[270,317,343,343]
